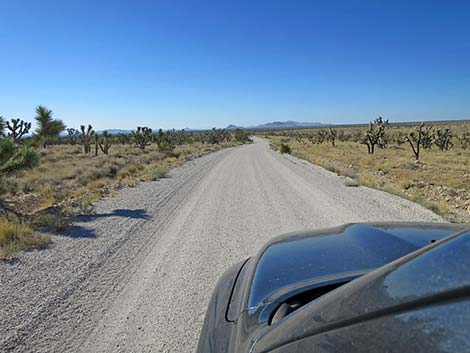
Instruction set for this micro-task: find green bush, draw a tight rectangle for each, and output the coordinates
[279,143,292,154]
[150,166,169,180]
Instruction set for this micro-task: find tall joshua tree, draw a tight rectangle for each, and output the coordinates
[79,125,95,154]
[360,116,389,154]
[405,123,433,161]
[98,130,112,155]
[132,127,153,150]
[35,105,65,147]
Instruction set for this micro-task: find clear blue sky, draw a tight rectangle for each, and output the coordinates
[1,0,469,130]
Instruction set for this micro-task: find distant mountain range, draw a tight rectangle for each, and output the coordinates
[91,121,328,135]
[226,120,329,130]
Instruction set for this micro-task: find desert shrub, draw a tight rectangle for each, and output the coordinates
[34,213,70,232]
[0,219,50,258]
[279,143,291,154]
[150,166,169,180]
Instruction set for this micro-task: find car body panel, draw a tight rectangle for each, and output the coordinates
[252,228,470,352]
[197,222,469,353]
[267,300,470,353]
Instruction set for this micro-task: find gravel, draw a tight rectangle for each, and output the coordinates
[0,137,442,353]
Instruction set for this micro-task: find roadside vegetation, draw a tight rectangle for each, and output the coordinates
[0,107,252,258]
[267,119,470,223]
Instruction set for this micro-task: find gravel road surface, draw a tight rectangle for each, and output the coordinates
[0,137,442,353]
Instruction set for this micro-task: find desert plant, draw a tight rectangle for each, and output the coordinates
[155,129,176,154]
[66,128,80,145]
[434,128,453,151]
[132,126,153,150]
[79,125,95,154]
[393,131,407,145]
[35,105,65,147]
[294,133,304,144]
[94,134,99,156]
[233,128,251,143]
[98,130,113,155]
[0,116,5,137]
[203,128,231,144]
[6,118,31,143]
[326,128,337,147]
[405,123,433,161]
[0,218,50,258]
[0,138,40,175]
[360,116,389,154]
[279,143,291,154]
[150,166,169,180]
[316,130,328,144]
[117,133,131,145]
[457,132,470,149]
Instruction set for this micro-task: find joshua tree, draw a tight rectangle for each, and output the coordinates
[420,124,435,149]
[306,129,328,145]
[360,116,389,154]
[94,134,99,156]
[79,125,95,154]
[154,129,175,154]
[6,118,32,143]
[66,128,80,145]
[117,133,131,145]
[434,128,453,151]
[405,123,432,161]
[98,130,112,155]
[203,128,232,144]
[233,128,251,143]
[326,128,337,147]
[0,138,40,175]
[457,132,470,150]
[35,105,65,147]
[132,126,153,150]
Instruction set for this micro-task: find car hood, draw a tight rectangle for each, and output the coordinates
[248,223,463,312]
[251,225,470,353]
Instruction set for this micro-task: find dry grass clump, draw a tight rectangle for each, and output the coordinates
[0,218,50,258]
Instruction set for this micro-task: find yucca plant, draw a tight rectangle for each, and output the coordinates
[35,105,65,147]
[0,116,6,137]
[0,138,40,175]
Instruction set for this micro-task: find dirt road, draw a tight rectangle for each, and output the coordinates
[0,138,442,353]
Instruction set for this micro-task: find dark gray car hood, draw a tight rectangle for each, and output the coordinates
[248,223,462,311]
[251,224,470,352]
